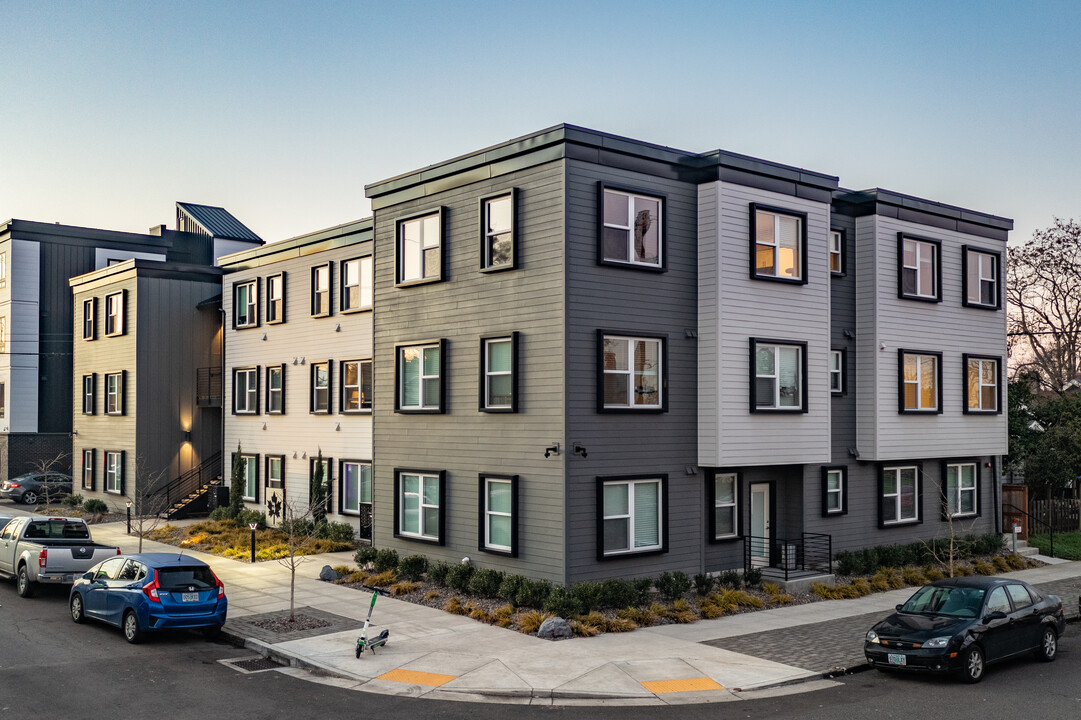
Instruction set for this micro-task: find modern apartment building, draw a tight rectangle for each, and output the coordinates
[359,125,1010,585]
[0,203,260,482]
[219,219,374,534]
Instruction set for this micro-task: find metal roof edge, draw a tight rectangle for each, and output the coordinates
[218,217,373,266]
[835,188,1013,230]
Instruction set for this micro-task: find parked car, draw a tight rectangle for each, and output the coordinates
[0,516,11,532]
[0,472,73,504]
[69,553,228,643]
[0,516,121,597]
[865,576,1066,683]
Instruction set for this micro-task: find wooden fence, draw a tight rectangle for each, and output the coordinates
[1030,498,1081,534]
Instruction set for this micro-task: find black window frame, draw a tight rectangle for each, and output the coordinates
[597,182,667,272]
[339,256,373,313]
[309,455,333,515]
[395,207,446,287]
[898,349,944,415]
[265,455,285,489]
[338,459,372,516]
[962,353,1002,415]
[940,460,981,520]
[596,330,668,413]
[265,364,286,415]
[821,466,848,516]
[82,448,96,491]
[394,339,446,414]
[749,203,809,285]
[479,189,518,272]
[897,233,943,303]
[707,470,741,542]
[104,290,127,336]
[105,371,126,415]
[392,468,446,545]
[236,452,259,503]
[479,333,518,413]
[961,245,1002,310]
[340,358,373,414]
[232,366,260,415]
[478,473,518,557]
[749,337,809,413]
[82,373,97,415]
[82,297,97,340]
[829,228,846,276]
[265,272,286,324]
[878,463,923,528]
[103,449,125,495]
[233,278,261,329]
[309,361,332,414]
[829,348,846,396]
[310,263,333,318]
[596,474,668,561]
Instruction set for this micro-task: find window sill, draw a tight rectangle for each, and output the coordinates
[235,411,259,415]
[481,546,516,558]
[480,406,516,414]
[394,532,442,545]
[479,264,515,274]
[949,512,978,519]
[598,259,667,273]
[310,410,331,415]
[600,547,664,560]
[105,412,125,417]
[235,323,260,330]
[899,409,942,415]
[963,408,1000,415]
[242,496,257,503]
[882,519,920,528]
[710,534,740,544]
[395,408,443,414]
[599,406,666,414]
[395,277,442,289]
[104,332,124,338]
[751,273,806,285]
[340,409,373,415]
[751,407,805,414]
[339,307,373,315]
[962,301,1000,311]
[265,319,285,326]
[310,312,333,319]
[898,294,942,304]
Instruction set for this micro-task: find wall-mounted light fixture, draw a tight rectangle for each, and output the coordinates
[293,358,298,365]
[843,328,855,339]
[262,333,267,341]
[302,451,307,459]
[335,324,341,332]
[71,430,78,437]
[848,447,860,458]
[292,451,298,459]
[184,430,191,442]
[544,442,560,458]
[262,423,267,431]
[573,443,588,458]
[335,423,341,431]
[684,465,697,476]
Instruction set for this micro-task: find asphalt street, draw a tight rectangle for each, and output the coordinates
[2,577,1078,720]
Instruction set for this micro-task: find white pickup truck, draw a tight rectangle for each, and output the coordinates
[0,516,120,597]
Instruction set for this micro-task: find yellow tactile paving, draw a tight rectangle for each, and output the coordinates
[377,668,458,687]
[640,677,724,694]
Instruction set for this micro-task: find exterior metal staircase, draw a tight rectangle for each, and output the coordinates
[148,451,223,520]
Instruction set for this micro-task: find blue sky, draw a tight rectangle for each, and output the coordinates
[2,1,1078,244]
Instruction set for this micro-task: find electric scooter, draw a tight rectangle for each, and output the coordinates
[355,586,389,658]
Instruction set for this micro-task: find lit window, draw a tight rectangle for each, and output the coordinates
[601,187,662,268]
[105,292,125,335]
[829,230,843,274]
[901,351,940,412]
[341,359,372,412]
[752,205,805,282]
[966,356,999,413]
[266,274,285,323]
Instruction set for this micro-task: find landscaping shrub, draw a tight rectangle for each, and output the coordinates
[597,578,639,609]
[924,565,946,581]
[498,574,525,603]
[354,546,378,567]
[618,605,657,627]
[366,570,398,586]
[743,567,763,587]
[604,615,637,632]
[390,581,419,596]
[444,597,465,615]
[518,610,553,634]
[992,556,1010,572]
[1005,553,1027,570]
[515,578,552,608]
[973,533,1005,556]
[469,568,505,598]
[632,577,654,605]
[427,561,452,586]
[280,518,315,537]
[398,554,429,581]
[317,521,355,543]
[446,562,474,593]
[901,567,927,586]
[236,509,267,530]
[83,498,108,514]
[62,493,84,509]
[373,548,399,573]
[570,581,602,610]
[693,573,716,597]
[209,506,229,521]
[655,571,692,601]
[717,570,741,589]
[491,604,515,628]
[543,585,581,617]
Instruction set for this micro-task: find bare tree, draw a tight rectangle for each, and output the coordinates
[1007,218,1081,394]
[130,457,171,552]
[276,499,322,622]
[30,452,71,508]
[921,469,981,577]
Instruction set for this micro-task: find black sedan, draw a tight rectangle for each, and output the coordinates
[865,576,1066,683]
[0,472,73,504]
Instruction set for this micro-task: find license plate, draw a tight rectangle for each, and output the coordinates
[181,592,199,603]
[888,653,906,666]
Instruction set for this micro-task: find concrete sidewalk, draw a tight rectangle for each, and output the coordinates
[9,507,1081,706]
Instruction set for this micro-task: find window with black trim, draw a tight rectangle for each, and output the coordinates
[340,461,371,515]
[234,279,259,328]
[751,338,807,412]
[480,474,517,556]
[396,342,443,412]
[394,469,444,543]
[397,210,442,284]
[83,298,97,339]
[234,367,259,414]
[238,454,258,502]
[341,359,372,413]
[105,372,125,415]
[266,273,285,323]
[964,355,999,413]
[481,191,516,270]
[822,466,847,516]
[105,291,125,336]
[104,450,124,494]
[599,333,665,411]
[82,374,96,415]
[829,230,844,275]
[599,475,666,558]
[82,449,95,490]
[944,462,978,518]
[963,246,1000,309]
[341,257,373,312]
[751,204,806,283]
[481,334,517,412]
[310,455,332,514]
[600,186,663,269]
[265,456,284,489]
[310,361,331,413]
[266,365,285,414]
[311,264,331,317]
[712,472,738,540]
[899,235,941,301]
[0,382,5,418]
[829,350,844,394]
[881,465,921,526]
[899,350,942,413]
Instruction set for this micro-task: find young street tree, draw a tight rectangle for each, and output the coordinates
[131,457,170,552]
[30,452,71,507]
[1007,217,1081,394]
[276,499,322,622]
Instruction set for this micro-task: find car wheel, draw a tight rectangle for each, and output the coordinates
[21,490,38,505]
[1035,627,1058,662]
[123,610,144,644]
[16,566,36,598]
[201,624,222,640]
[960,645,984,683]
[70,594,86,624]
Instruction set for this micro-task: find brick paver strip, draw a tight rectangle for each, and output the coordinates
[225,606,364,645]
[702,577,1081,674]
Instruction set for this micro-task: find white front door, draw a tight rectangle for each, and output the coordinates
[750,483,770,564]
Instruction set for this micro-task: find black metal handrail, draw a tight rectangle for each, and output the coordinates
[1003,501,1055,558]
[744,532,832,581]
[144,451,222,513]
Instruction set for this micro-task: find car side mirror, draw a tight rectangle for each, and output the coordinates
[983,610,1007,622]
[895,604,904,612]
[81,571,94,581]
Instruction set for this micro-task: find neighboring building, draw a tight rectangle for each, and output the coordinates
[219,219,374,535]
[0,203,259,482]
[70,260,225,514]
[359,125,1010,585]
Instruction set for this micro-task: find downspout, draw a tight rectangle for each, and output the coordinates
[992,455,1001,535]
[219,305,227,504]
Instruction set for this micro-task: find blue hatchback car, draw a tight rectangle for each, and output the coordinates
[69,553,228,643]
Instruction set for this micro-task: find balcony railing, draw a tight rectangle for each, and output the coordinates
[744,532,832,581]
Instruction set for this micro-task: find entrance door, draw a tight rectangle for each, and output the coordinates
[750,482,770,565]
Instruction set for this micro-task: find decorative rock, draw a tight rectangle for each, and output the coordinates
[319,565,343,582]
[537,616,572,640]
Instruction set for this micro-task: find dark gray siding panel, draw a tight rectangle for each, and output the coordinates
[830,212,857,463]
[564,158,700,583]
[373,161,567,583]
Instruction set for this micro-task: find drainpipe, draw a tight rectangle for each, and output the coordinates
[219,305,227,505]
[992,455,1001,535]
